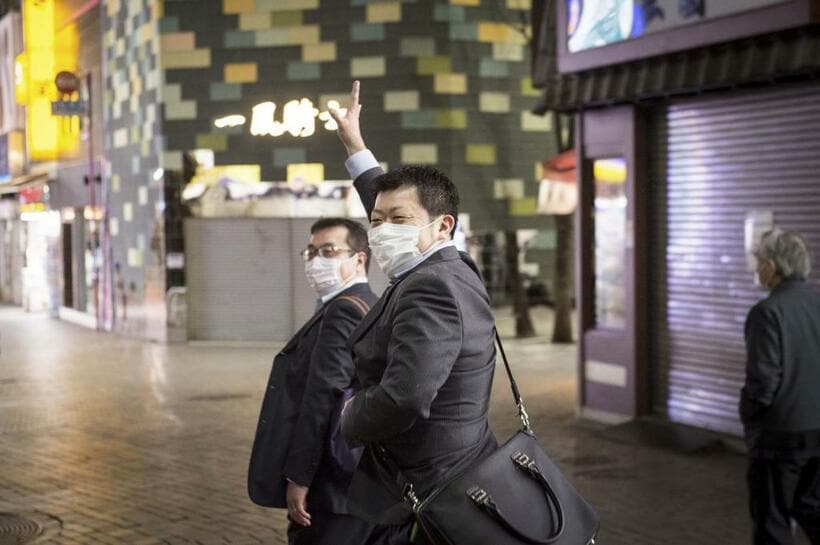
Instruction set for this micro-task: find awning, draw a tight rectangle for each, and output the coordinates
[0,172,51,195]
[531,26,820,114]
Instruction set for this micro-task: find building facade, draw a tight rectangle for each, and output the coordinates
[532,0,820,434]
[8,0,559,342]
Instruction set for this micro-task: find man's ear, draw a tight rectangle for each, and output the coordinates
[440,214,456,237]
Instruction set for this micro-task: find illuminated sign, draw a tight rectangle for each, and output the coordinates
[213,114,246,128]
[214,99,347,137]
[18,0,80,160]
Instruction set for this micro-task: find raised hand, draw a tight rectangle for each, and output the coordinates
[329,80,366,157]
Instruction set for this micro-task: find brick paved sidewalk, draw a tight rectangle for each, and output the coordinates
[0,306,809,544]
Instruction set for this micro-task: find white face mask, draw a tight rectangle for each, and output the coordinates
[304,256,353,297]
[368,218,440,278]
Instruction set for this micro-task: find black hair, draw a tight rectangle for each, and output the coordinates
[310,217,371,272]
[373,166,459,233]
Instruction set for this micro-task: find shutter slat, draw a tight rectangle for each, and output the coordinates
[650,84,820,435]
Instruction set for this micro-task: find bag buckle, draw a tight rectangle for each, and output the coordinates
[512,451,534,470]
[403,483,421,511]
[517,401,533,434]
[467,486,490,505]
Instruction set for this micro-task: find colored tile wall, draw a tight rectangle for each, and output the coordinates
[104,0,166,340]
[158,0,554,231]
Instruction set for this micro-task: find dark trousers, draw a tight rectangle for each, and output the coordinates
[748,457,820,545]
[288,512,374,545]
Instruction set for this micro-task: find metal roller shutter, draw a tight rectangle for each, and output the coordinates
[650,84,820,435]
[185,218,294,342]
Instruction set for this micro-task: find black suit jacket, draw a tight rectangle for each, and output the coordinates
[740,279,820,459]
[248,282,378,513]
[341,166,498,524]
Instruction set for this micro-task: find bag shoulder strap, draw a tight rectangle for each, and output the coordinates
[494,329,532,433]
[335,294,371,317]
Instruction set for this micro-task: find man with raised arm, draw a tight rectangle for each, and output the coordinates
[329,82,498,544]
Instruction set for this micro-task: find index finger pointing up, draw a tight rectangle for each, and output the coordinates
[350,80,360,116]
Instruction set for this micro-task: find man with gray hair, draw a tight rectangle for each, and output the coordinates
[741,229,820,545]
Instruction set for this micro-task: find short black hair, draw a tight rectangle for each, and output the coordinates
[310,217,371,272]
[374,166,459,230]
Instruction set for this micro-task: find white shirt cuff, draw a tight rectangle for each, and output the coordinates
[345,149,379,180]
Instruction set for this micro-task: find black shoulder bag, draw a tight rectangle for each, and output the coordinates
[389,331,600,545]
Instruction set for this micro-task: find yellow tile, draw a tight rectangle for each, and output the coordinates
[286,25,320,44]
[302,42,337,62]
[450,0,480,5]
[521,111,552,131]
[436,109,467,129]
[161,49,212,69]
[351,57,386,78]
[494,179,525,199]
[224,0,255,13]
[509,197,538,216]
[507,0,531,8]
[493,43,524,61]
[366,2,401,23]
[479,92,510,113]
[521,77,540,97]
[434,73,467,94]
[401,144,437,164]
[417,56,451,75]
[466,144,496,165]
[239,13,272,30]
[478,22,527,44]
[271,10,303,26]
[160,32,196,51]
[384,91,420,111]
[224,62,258,83]
[287,163,325,184]
[196,133,229,152]
[107,0,121,16]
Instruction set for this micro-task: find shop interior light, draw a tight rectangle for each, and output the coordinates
[83,206,103,221]
[153,168,164,182]
[62,207,75,221]
[192,149,214,169]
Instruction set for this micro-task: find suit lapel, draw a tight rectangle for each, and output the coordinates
[281,309,324,353]
[347,247,461,347]
[347,280,401,347]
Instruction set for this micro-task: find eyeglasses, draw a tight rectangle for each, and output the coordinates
[300,244,356,261]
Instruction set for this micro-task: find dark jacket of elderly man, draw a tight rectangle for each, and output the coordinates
[741,229,820,545]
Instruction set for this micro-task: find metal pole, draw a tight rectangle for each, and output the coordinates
[86,71,99,330]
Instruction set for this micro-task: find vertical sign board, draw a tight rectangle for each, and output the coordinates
[22,0,58,161]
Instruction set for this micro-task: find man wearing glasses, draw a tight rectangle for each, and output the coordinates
[249,218,378,545]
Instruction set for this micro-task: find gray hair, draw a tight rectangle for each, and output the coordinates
[754,229,812,281]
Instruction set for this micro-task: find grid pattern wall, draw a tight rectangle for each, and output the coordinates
[159,0,552,231]
[103,0,166,339]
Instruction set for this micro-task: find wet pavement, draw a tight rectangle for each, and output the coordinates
[0,305,807,544]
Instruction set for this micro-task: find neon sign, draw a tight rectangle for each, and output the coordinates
[214,98,348,137]
[213,114,246,128]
